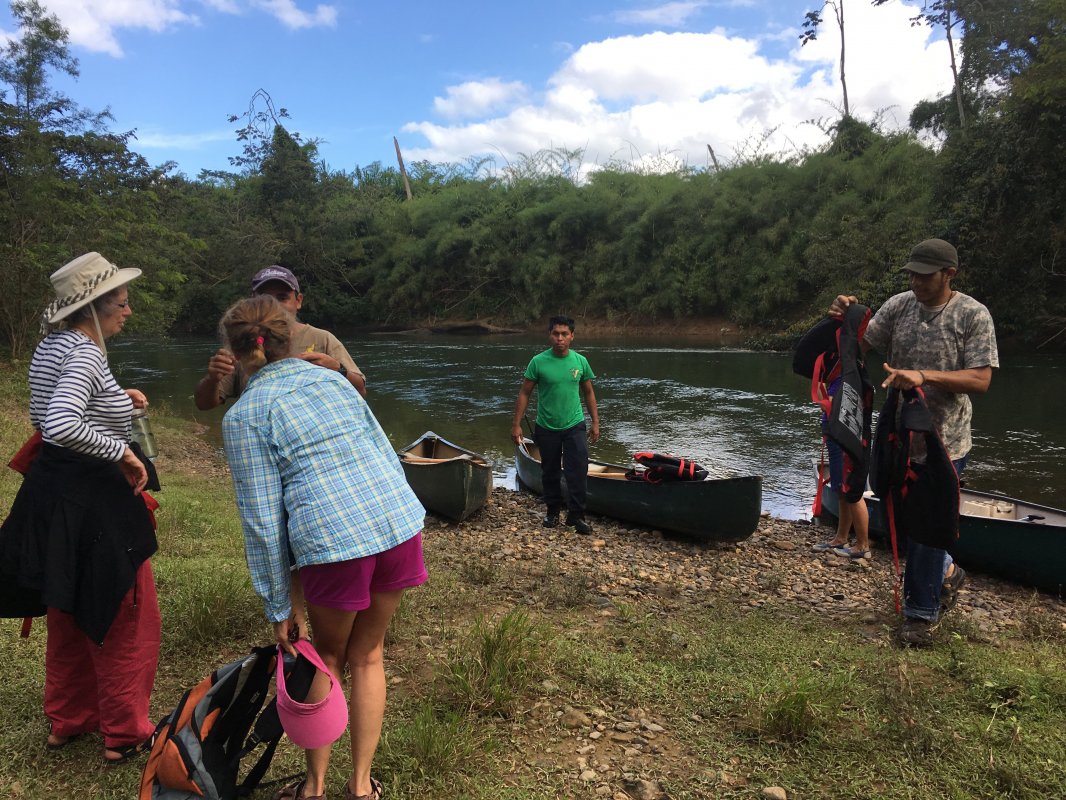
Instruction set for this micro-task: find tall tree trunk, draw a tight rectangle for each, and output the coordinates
[835,0,849,117]
[945,5,966,128]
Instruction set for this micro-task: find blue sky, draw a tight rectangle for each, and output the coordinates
[1,1,956,177]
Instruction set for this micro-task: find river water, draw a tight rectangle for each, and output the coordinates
[110,334,1066,520]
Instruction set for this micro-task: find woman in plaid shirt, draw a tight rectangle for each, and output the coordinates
[221,295,426,800]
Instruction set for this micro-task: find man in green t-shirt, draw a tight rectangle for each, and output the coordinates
[512,316,600,534]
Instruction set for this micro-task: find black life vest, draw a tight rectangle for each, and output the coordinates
[871,386,960,550]
[795,304,874,503]
[627,452,708,484]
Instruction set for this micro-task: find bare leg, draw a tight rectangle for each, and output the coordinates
[299,605,357,798]
[345,590,405,798]
[848,497,870,551]
[829,496,851,546]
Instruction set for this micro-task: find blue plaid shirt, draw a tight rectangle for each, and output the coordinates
[222,359,424,621]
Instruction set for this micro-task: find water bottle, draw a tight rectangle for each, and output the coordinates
[131,408,158,459]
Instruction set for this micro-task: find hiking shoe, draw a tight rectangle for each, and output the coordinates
[940,565,967,613]
[898,617,935,648]
[543,510,560,528]
[832,545,872,560]
[566,514,592,535]
[812,540,847,552]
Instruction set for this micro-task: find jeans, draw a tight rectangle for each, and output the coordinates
[903,455,968,621]
[534,422,588,516]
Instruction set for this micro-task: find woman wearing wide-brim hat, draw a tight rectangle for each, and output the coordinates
[0,252,161,764]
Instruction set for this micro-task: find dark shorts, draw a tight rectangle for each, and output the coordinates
[299,532,428,612]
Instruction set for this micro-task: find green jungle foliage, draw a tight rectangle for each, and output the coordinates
[2,0,1064,355]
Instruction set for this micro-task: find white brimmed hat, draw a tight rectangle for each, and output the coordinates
[43,252,141,324]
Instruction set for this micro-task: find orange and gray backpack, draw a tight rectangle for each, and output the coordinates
[139,644,314,800]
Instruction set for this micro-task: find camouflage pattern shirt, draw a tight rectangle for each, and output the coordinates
[864,290,999,461]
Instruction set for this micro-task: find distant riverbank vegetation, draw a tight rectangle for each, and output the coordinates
[2,0,1064,355]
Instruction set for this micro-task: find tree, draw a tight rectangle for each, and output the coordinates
[0,1,196,353]
[874,0,968,128]
[801,0,850,117]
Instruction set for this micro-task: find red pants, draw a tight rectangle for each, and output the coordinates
[45,561,161,748]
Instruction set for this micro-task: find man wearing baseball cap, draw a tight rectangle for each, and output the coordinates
[195,266,366,409]
[830,238,998,647]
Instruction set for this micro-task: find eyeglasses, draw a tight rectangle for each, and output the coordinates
[109,299,131,309]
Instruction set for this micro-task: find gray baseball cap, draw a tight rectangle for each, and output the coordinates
[251,265,300,293]
[901,239,958,274]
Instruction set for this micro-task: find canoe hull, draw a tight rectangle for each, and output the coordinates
[399,432,493,522]
[516,441,761,542]
[814,461,1066,594]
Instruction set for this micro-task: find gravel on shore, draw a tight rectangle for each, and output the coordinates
[427,488,1066,641]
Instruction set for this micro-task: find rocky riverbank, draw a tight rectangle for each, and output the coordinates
[428,489,1066,643]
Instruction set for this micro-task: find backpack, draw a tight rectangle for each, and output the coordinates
[139,644,315,800]
[627,452,708,484]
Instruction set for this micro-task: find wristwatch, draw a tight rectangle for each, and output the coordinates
[337,365,348,377]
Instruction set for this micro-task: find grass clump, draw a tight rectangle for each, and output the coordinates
[437,608,545,716]
[155,561,264,652]
[377,701,486,792]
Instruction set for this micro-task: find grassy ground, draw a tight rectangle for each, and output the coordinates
[1,363,1065,799]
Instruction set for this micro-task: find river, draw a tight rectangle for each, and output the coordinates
[109,334,1066,520]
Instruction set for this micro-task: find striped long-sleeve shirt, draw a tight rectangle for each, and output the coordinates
[28,330,132,462]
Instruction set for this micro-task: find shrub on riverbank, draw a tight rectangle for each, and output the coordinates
[1,367,1065,799]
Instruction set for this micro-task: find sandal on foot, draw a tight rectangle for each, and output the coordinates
[940,565,967,613]
[46,732,83,750]
[275,779,326,800]
[345,777,383,800]
[103,734,154,766]
[811,540,847,553]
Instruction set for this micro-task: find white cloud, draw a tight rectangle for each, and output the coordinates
[14,1,336,57]
[251,0,337,29]
[132,127,234,150]
[615,1,708,28]
[37,1,196,56]
[433,79,529,121]
[403,0,954,171]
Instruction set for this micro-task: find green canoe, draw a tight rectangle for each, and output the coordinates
[399,431,493,522]
[515,439,762,542]
[814,461,1066,594]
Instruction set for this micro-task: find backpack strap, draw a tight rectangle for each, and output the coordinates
[235,649,318,796]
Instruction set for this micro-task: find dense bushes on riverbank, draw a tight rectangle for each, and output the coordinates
[2,1,1064,357]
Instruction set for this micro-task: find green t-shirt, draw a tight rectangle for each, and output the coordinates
[523,348,595,431]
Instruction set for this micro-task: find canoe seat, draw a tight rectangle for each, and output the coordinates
[400,453,477,464]
[961,498,1016,519]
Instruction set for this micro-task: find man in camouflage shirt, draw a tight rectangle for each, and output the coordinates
[831,238,999,646]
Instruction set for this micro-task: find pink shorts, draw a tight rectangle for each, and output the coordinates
[299,532,427,612]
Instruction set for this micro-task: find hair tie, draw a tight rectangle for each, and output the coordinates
[256,335,265,347]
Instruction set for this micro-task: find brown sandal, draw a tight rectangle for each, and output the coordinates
[344,777,383,800]
[274,779,326,800]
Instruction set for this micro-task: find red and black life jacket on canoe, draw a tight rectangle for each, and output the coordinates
[627,452,708,484]
[870,386,960,551]
[793,303,874,504]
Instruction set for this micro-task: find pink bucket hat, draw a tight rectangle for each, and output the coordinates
[276,640,347,750]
